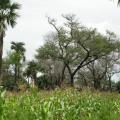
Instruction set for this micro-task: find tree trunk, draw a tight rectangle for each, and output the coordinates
[59,64,66,87]
[61,64,66,82]
[108,76,112,92]
[28,77,30,84]
[83,78,88,87]
[65,63,74,86]
[0,32,4,81]
[14,65,17,84]
[94,79,100,90]
[70,75,74,86]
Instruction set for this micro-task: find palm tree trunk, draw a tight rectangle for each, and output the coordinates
[0,32,4,80]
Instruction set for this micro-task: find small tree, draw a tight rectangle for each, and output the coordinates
[24,60,40,87]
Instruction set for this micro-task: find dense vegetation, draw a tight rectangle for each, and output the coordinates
[0,89,120,120]
[1,14,120,92]
[0,1,120,119]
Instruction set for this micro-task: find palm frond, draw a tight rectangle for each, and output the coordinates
[118,0,120,5]
[10,2,21,11]
[0,0,20,31]
[11,41,26,53]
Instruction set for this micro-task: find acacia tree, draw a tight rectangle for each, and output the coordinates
[46,15,118,86]
[0,0,20,79]
[36,15,119,87]
[86,31,120,89]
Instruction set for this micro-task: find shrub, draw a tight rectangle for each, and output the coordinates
[115,81,120,93]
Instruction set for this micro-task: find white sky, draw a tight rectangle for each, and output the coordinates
[4,0,120,60]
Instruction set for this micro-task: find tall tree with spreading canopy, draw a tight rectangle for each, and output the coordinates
[46,15,119,86]
[0,0,20,80]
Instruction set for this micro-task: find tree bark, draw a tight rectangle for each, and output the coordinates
[70,75,74,86]
[94,79,101,90]
[0,32,4,81]
[59,64,66,87]
[14,65,17,84]
[65,63,74,86]
[108,76,112,92]
[61,64,66,82]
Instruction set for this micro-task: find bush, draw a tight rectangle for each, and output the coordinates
[2,78,19,91]
[37,75,55,90]
[2,79,15,90]
[115,81,120,93]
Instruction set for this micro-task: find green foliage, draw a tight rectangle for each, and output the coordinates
[36,42,59,60]
[10,41,26,63]
[9,41,26,83]
[0,89,120,120]
[0,86,5,118]
[0,0,20,80]
[1,41,26,91]
[9,52,23,66]
[26,61,40,76]
[24,60,41,84]
[36,15,120,86]
[2,78,18,91]
[37,75,55,89]
[0,0,20,31]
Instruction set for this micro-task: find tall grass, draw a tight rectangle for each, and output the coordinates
[0,88,120,120]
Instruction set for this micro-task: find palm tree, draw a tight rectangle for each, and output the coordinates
[0,0,20,79]
[11,41,26,82]
[11,41,26,57]
[25,61,39,87]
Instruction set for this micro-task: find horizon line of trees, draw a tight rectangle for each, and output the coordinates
[1,14,120,92]
[1,0,120,92]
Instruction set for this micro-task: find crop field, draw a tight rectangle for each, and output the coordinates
[0,89,120,120]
